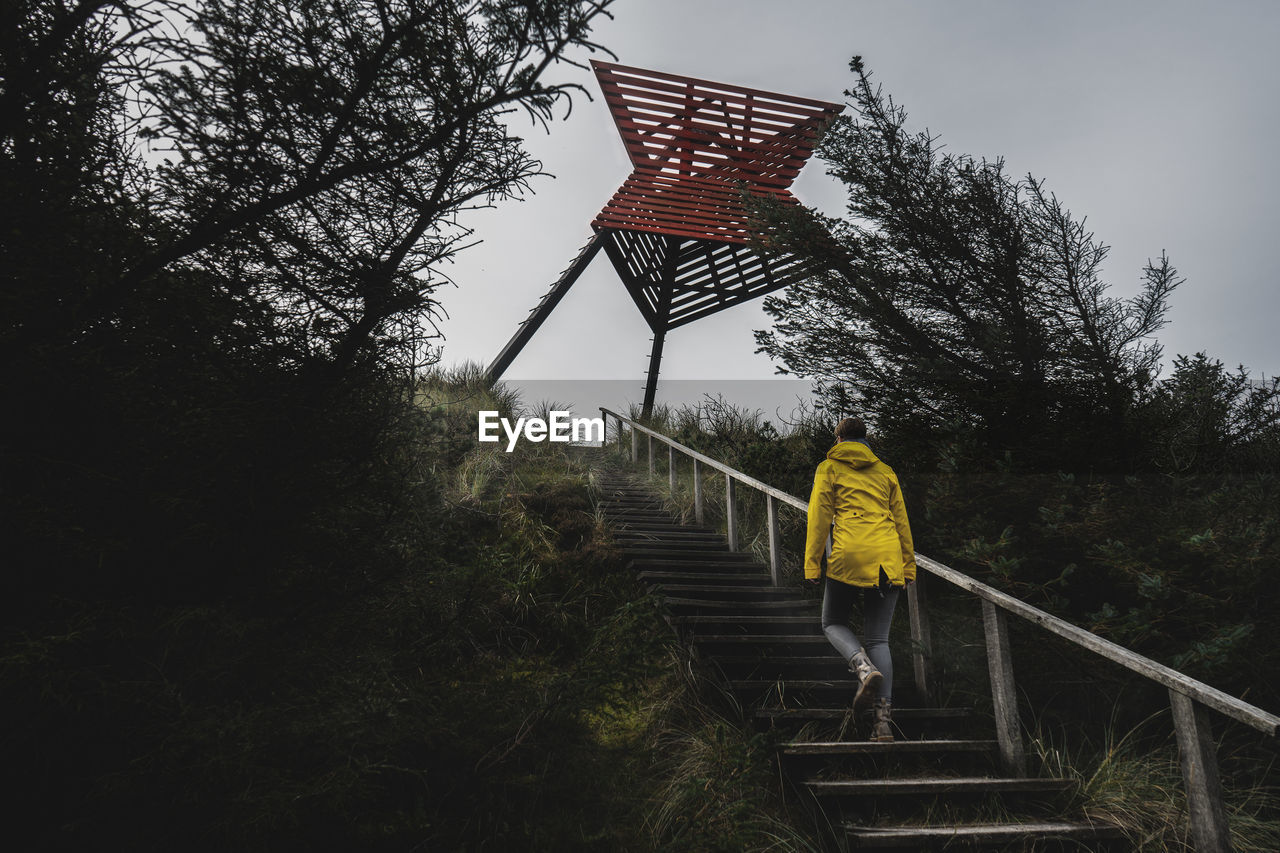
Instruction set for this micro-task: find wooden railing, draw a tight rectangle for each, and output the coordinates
[600,407,1279,853]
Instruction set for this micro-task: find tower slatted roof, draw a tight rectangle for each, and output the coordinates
[591,60,844,244]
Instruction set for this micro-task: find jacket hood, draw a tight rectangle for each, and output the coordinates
[827,440,878,469]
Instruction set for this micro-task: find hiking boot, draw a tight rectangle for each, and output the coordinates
[848,649,882,710]
[871,697,894,742]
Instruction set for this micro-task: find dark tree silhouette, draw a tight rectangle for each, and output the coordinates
[0,0,615,607]
[753,57,1180,469]
[4,0,614,373]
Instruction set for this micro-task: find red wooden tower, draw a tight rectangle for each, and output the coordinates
[486,61,843,417]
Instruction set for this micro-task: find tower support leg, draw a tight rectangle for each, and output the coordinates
[641,327,666,420]
[485,233,603,382]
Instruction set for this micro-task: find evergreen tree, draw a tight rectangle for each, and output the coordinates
[753,57,1180,470]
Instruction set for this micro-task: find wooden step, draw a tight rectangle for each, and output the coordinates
[613,531,724,542]
[708,655,851,679]
[663,598,820,614]
[756,707,973,724]
[638,571,773,585]
[624,549,760,563]
[652,589,818,607]
[715,654,845,666]
[691,634,831,652]
[615,526,721,537]
[691,633,828,643]
[602,507,676,516]
[620,539,737,552]
[629,557,770,571]
[756,707,978,739]
[673,615,824,635]
[623,540,734,552]
[601,512,706,525]
[604,506,668,514]
[730,678,858,702]
[604,513,680,523]
[842,820,1124,849]
[611,520,717,531]
[782,739,996,757]
[662,594,819,607]
[638,562,772,575]
[807,777,1075,797]
[650,581,808,594]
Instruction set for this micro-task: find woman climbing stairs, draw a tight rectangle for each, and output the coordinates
[596,468,1123,851]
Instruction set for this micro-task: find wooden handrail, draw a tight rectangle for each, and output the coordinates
[918,554,1279,736]
[602,407,1277,851]
[601,408,807,510]
[601,406,1278,736]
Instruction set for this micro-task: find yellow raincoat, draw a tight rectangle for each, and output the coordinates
[804,440,916,586]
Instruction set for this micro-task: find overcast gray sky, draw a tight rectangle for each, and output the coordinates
[437,0,1280,404]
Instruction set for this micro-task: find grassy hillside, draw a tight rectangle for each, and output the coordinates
[3,374,820,851]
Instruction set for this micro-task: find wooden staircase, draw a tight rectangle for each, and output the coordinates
[597,469,1124,851]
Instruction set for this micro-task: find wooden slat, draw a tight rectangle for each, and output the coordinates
[667,281,796,327]
[598,80,828,129]
[592,58,845,112]
[599,189,767,220]
[625,164,799,193]
[605,180,791,210]
[594,216,751,245]
[608,129,811,181]
[600,230,661,328]
[672,257,772,293]
[600,192,756,229]
[610,112,823,158]
[594,213,749,244]
[606,186,750,217]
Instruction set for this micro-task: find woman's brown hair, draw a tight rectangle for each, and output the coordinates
[835,417,867,441]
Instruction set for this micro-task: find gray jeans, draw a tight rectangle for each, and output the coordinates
[822,576,901,701]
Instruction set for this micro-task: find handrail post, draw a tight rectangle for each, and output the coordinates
[725,475,738,551]
[668,444,677,495]
[981,600,1025,777]
[693,458,704,526]
[1170,690,1233,853]
[647,434,654,478]
[630,427,638,464]
[766,494,781,586]
[907,576,934,706]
